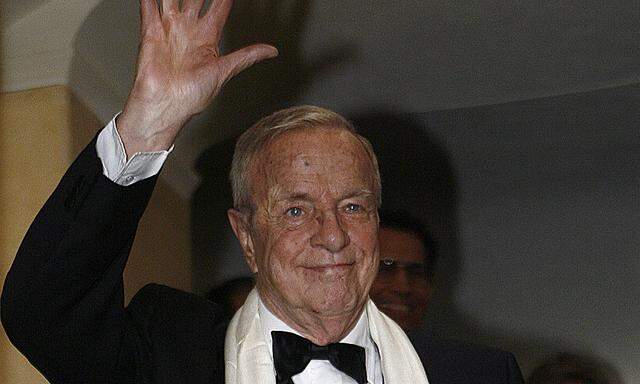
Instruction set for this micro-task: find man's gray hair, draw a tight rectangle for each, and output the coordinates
[230,105,382,211]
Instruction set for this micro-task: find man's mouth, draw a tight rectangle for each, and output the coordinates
[304,262,354,274]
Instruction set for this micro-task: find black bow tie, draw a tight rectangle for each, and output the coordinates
[272,330,367,384]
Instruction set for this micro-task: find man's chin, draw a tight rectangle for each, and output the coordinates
[377,302,414,327]
[306,292,364,318]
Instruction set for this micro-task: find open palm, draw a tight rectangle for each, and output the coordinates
[119,0,277,155]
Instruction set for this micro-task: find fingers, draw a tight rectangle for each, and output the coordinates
[182,0,205,16]
[162,0,179,15]
[140,0,161,36]
[202,0,234,41]
[218,44,278,80]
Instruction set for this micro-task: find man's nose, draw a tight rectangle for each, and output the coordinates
[310,210,349,252]
[391,268,411,294]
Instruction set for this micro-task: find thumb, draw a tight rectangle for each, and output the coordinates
[218,44,279,81]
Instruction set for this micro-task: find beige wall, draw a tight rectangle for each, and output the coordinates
[0,86,192,383]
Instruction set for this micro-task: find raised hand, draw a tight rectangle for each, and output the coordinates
[117,0,278,157]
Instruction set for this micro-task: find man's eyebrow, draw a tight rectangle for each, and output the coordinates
[273,191,313,202]
[338,189,375,201]
[285,193,313,201]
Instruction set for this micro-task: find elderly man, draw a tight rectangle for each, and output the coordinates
[2,1,522,383]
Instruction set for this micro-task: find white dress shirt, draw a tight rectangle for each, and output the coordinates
[96,115,171,185]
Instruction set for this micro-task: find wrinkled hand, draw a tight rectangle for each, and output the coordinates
[118,0,278,156]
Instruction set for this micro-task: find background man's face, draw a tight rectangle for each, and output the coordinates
[370,227,431,331]
[247,127,379,320]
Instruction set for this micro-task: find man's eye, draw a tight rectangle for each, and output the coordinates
[345,203,362,213]
[286,207,304,217]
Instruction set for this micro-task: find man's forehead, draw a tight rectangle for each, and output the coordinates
[268,182,376,202]
[250,127,376,199]
[258,127,370,170]
[269,126,358,152]
[379,227,426,263]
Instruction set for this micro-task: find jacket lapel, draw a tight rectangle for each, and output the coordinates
[367,299,430,384]
[225,289,276,384]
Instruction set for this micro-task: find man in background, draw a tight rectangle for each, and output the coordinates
[370,209,437,332]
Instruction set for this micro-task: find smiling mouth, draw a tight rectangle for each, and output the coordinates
[304,262,354,273]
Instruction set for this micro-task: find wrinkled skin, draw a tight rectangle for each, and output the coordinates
[228,127,380,345]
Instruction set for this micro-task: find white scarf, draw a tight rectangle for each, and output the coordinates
[224,289,429,384]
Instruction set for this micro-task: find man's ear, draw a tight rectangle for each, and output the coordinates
[227,208,258,273]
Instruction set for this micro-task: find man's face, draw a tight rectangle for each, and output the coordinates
[235,127,379,323]
[369,227,431,331]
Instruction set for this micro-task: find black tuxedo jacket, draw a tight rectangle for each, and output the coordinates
[1,139,523,384]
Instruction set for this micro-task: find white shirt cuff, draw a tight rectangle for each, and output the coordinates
[96,113,174,186]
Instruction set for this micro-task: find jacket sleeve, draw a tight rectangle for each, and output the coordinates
[1,137,159,383]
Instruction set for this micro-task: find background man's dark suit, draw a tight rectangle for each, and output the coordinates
[1,139,523,384]
[410,329,524,384]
